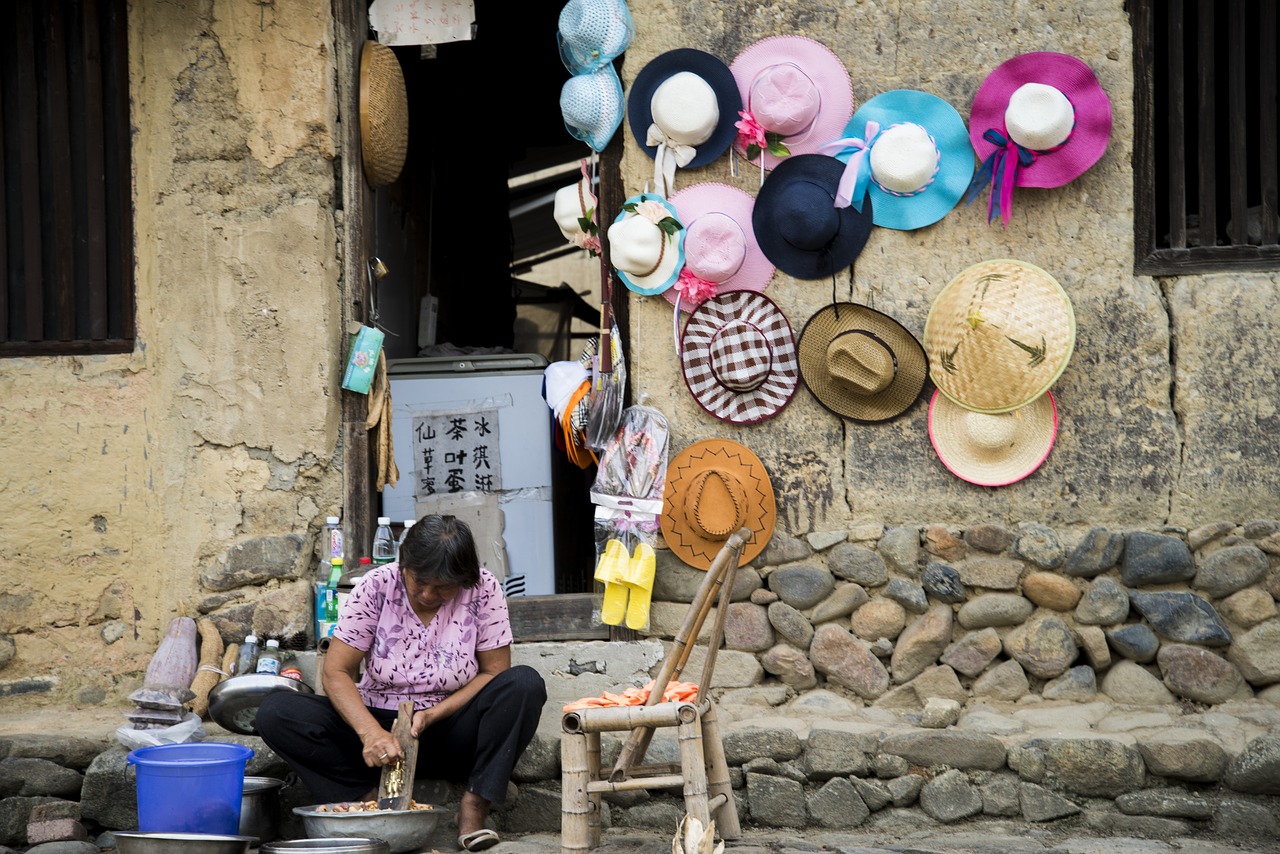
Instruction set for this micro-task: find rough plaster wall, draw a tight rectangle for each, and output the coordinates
[0,0,343,707]
[623,1,1277,536]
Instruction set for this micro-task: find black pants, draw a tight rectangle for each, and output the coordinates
[255,665,547,806]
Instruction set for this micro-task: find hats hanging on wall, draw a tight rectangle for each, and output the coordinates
[561,64,626,153]
[752,153,874,280]
[661,438,777,570]
[666,182,774,312]
[359,41,409,188]
[965,51,1113,225]
[627,48,742,197]
[796,303,930,422]
[923,259,1075,414]
[557,0,635,75]
[553,160,600,254]
[607,194,685,295]
[928,389,1058,486]
[818,89,975,231]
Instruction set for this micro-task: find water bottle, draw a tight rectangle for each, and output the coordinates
[255,639,283,675]
[320,515,344,585]
[235,634,259,676]
[395,519,416,562]
[372,517,396,566]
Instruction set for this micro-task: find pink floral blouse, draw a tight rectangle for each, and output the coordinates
[332,564,512,711]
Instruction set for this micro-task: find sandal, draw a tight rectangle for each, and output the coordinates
[457,827,501,851]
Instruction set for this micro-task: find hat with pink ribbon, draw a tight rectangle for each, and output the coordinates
[964,52,1112,226]
[667,183,774,311]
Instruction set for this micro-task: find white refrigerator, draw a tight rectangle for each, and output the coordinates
[382,354,556,596]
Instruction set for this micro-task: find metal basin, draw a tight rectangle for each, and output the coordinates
[112,831,257,854]
[239,775,284,842]
[260,839,391,854]
[207,674,314,735]
[293,804,440,854]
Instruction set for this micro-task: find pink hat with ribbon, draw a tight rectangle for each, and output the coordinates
[964,52,1113,225]
[666,183,775,314]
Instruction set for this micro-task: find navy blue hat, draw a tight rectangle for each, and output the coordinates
[752,153,874,280]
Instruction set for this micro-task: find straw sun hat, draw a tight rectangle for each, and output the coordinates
[661,438,776,570]
[359,41,409,188]
[923,259,1075,414]
[928,389,1058,486]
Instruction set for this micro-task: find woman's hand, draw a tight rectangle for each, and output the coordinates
[410,705,440,738]
[360,725,401,768]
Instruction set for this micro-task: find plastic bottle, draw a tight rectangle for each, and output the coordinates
[325,516,344,562]
[235,633,259,676]
[395,519,416,562]
[255,639,283,675]
[325,558,343,622]
[372,517,396,566]
[346,556,373,583]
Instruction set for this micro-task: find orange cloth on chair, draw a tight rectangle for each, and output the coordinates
[562,680,700,713]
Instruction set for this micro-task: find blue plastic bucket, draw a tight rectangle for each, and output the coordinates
[127,742,254,835]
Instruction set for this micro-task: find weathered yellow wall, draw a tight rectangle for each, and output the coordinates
[0,0,344,708]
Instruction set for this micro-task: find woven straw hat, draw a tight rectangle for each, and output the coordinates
[797,303,929,422]
[359,41,409,189]
[661,438,776,570]
[928,389,1058,486]
[924,259,1074,414]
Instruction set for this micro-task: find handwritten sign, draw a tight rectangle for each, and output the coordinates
[369,0,475,47]
[409,405,501,499]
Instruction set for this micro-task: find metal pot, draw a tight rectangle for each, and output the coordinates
[260,839,391,854]
[112,831,256,854]
[239,775,284,842]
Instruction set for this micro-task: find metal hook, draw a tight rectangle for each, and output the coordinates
[367,257,390,325]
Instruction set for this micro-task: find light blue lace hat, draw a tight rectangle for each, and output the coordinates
[557,0,634,75]
[561,63,625,153]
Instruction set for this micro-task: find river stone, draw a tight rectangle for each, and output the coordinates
[1217,588,1277,628]
[759,643,818,690]
[980,777,1021,816]
[0,758,81,798]
[723,602,774,652]
[1188,520,1235,550]
[768,563,835,610]
[745,772,806,827]
[965,523,1014,553]
[957,593,1034,628]
[972,660,1030,701]
[767,600,814,648]
[1137,729,1229,782]
[1042,665,1098,702]
[811,623,889,699]
[850,597,906,641]
[940,627,1003,677]
[921,697,962,728]
[756,530,811,566]
[1115,789,1215,819]
[878,526,922,577]
[806,582,869,624]
[827,542,889,586]
[853,776,892,811]
[922,562,967,604]
[879,731,1006,771]
[1012,522,1065,569]
[1076,624,1111,669]
[1063,527,1127,577]
[918,769,983,822]
[723,727,802,765]
[884,578,928,614]
[1019,781,1082,822]
[1074,576,1131,625]
[1193,544,1270,598]
[803,727,871,779]
[1003,616,1078,679]
[888,774,925,807]
[1122,531,1196,586]
[1223,732,1280,794]
[1100,660,1176,705]
[1129,590,1233,646]
[806,776,870,828]
[1227,618,1280,685]
[1021,572,1082,611]
[1157,643,1249,703]
[925,525,966,562]
[956,557,1024,590]
[1026,736,1145,797]
[1243,519,1280,538]
[1105,623,1160,663]
[906,664,968,707]
[653,553,761,603]
[807,530,848,551]
[890,604,954,684]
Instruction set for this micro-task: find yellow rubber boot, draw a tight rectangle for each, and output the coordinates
[595,539,629,626]
[624,541,657,630]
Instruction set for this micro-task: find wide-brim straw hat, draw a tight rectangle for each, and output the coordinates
[561,63,626,153]
[752,153,874,280]
[359,41,409,188]
[681,289,799,425]
[608,193,686,295]
[928,389,1058,486]
[923,259,1075,414]
[628,48,742,170]
[665,183,774,309]
[661,438,776,570]
[824,89,975,231]
[557,0,635,76]
[969,52,1112,189]
[797,303,929,422]
[730,35,854,171]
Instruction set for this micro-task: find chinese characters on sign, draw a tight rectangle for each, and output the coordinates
[409,406,502,501]
[369,0,475,47]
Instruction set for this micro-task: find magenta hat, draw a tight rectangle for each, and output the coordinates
[730,36,854,172]
[965,52,1112,224]
[665,183,775,313]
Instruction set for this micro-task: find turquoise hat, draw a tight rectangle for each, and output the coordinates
[819,89,975,231]
[607,194,686,296]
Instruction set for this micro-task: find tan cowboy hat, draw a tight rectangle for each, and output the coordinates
[661,439,776,570]
[359,41,409,189]
[923,259,1075,414]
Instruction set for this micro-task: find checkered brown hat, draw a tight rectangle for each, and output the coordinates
[680,290,798,424]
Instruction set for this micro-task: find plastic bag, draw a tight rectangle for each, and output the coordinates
[115,712,206,751]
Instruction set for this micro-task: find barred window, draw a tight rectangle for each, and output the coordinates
[1132,0,1279,274]
[2,0,133,356]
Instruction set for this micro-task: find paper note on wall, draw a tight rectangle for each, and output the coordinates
[369,0,475,47]
[409,405,502,498]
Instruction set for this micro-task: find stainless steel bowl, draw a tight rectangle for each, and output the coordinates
[239,775,284,842]
[292,804,440,854]
[260,839,391,854]
[112,831,258,854]
[207,674,315,735]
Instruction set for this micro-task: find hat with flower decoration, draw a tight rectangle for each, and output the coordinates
[607,193,685,295]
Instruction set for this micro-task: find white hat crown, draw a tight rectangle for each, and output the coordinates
[869,123,939,194]
[965,410,1019,451]
[608,215,666,275]
[650,71,719,146]
[1004,82,1074,150]
[553,178,594,239]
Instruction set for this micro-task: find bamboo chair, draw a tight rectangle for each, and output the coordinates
[560,528,751,854]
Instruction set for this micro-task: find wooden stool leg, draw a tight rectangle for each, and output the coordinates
[700,703,740,840]
[677,714,711,828]
[561,729,592,854]
[586,732,602,848]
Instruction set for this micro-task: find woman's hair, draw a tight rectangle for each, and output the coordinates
[397,514,482,588]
